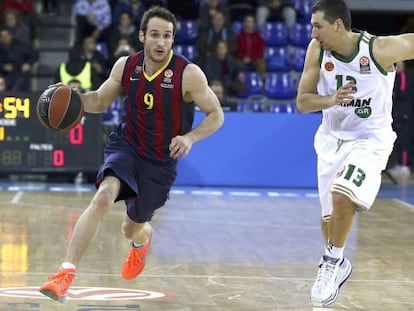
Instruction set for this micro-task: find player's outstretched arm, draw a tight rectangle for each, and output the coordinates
[79,57,126,114]
[372,34,414,70]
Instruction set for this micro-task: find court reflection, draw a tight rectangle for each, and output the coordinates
[1,220,28,287]
[0,186,413,310]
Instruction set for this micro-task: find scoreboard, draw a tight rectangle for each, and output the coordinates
[0,92,103,173]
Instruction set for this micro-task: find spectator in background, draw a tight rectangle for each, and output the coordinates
[73,0,112,46]
[142,0,167,6]
[226,0,256,23]
[110,11,142,55]
[0,27,38,91]
[2,0,37,41]
[111,37,136,64]
[236,14,266,75]
[210,79,237,111]
[256,0,297,30]
[2,9,31,46]
[196,10,237,66]
[82,36,111,85]
[0,74,7,93]
[56,45,100,91]
[167,0,199,20]
[389,61,413,177]
[197,0,229,32]
[2,0,33,13]
[68,78,85,93]
[111,0,147,27]
[42,0,59,15]
[204,40,245,97]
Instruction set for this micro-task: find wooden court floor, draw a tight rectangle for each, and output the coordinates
[0,180,413,311]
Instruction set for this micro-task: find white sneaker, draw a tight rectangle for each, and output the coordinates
[310,255,352,307]
[389,165,411,177]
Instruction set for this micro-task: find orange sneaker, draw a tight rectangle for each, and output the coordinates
[121,236,152,280]
[39,267,76,302]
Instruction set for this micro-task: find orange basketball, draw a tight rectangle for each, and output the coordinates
[36,85,84,132]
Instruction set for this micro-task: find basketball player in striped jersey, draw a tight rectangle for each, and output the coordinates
[297,0,414,307]
[40,6,224,302]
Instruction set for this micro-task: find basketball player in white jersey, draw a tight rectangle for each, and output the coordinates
[297,0,414,307]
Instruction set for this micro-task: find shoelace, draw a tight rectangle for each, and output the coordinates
[316,261,336,287]
[126,248,142,266]
[48,270,74,284]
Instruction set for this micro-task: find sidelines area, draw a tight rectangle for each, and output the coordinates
[0,181,413,310]
[1,181,414,207]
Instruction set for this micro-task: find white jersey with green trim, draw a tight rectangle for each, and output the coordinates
[316,31,396,140]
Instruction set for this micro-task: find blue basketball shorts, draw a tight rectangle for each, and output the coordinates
[96,131,177,223]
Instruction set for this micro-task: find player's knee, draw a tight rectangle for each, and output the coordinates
[332,192,356,214]
[91,190,113,212]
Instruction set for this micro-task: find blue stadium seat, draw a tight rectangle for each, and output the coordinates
[237,98,267,112]
[175,19,198,44]
[251,100,267,112]
[291,47,306,72]
[265,46,291,72]
[269,102,296,113]
[235,72,264,98]
[237,100,250,112]
[294,0,312,22]
[264,72,295,99]
[173,44,198,60]
[262,22,289,46]
[289,22,312,47]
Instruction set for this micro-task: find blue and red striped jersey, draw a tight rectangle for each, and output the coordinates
[121,50,195,162]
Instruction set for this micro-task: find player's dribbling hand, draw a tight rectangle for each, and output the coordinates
[47,82,66,89]
[334,81,356,105]
[169,135,192,159]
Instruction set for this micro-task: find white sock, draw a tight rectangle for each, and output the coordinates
[325,240,344,260]
[61,262,76,269]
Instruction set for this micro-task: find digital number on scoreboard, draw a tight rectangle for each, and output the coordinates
[0,92,102,173]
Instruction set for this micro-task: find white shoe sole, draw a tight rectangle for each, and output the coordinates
[311,258,353,307]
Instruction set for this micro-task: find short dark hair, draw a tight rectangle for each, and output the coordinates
[312,0,352,31]
[140,6,177,35]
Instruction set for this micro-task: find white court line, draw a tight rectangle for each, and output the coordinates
[228,191,261,196]
[49,186,92,192]
[191,190,224,196]
[392,198,414,210]
[268,192,300,197]
[10,191,23,204]
[170,189,186,195]
[305,193,319,198]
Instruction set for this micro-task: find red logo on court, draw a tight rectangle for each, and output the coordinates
[0,286,173,301]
